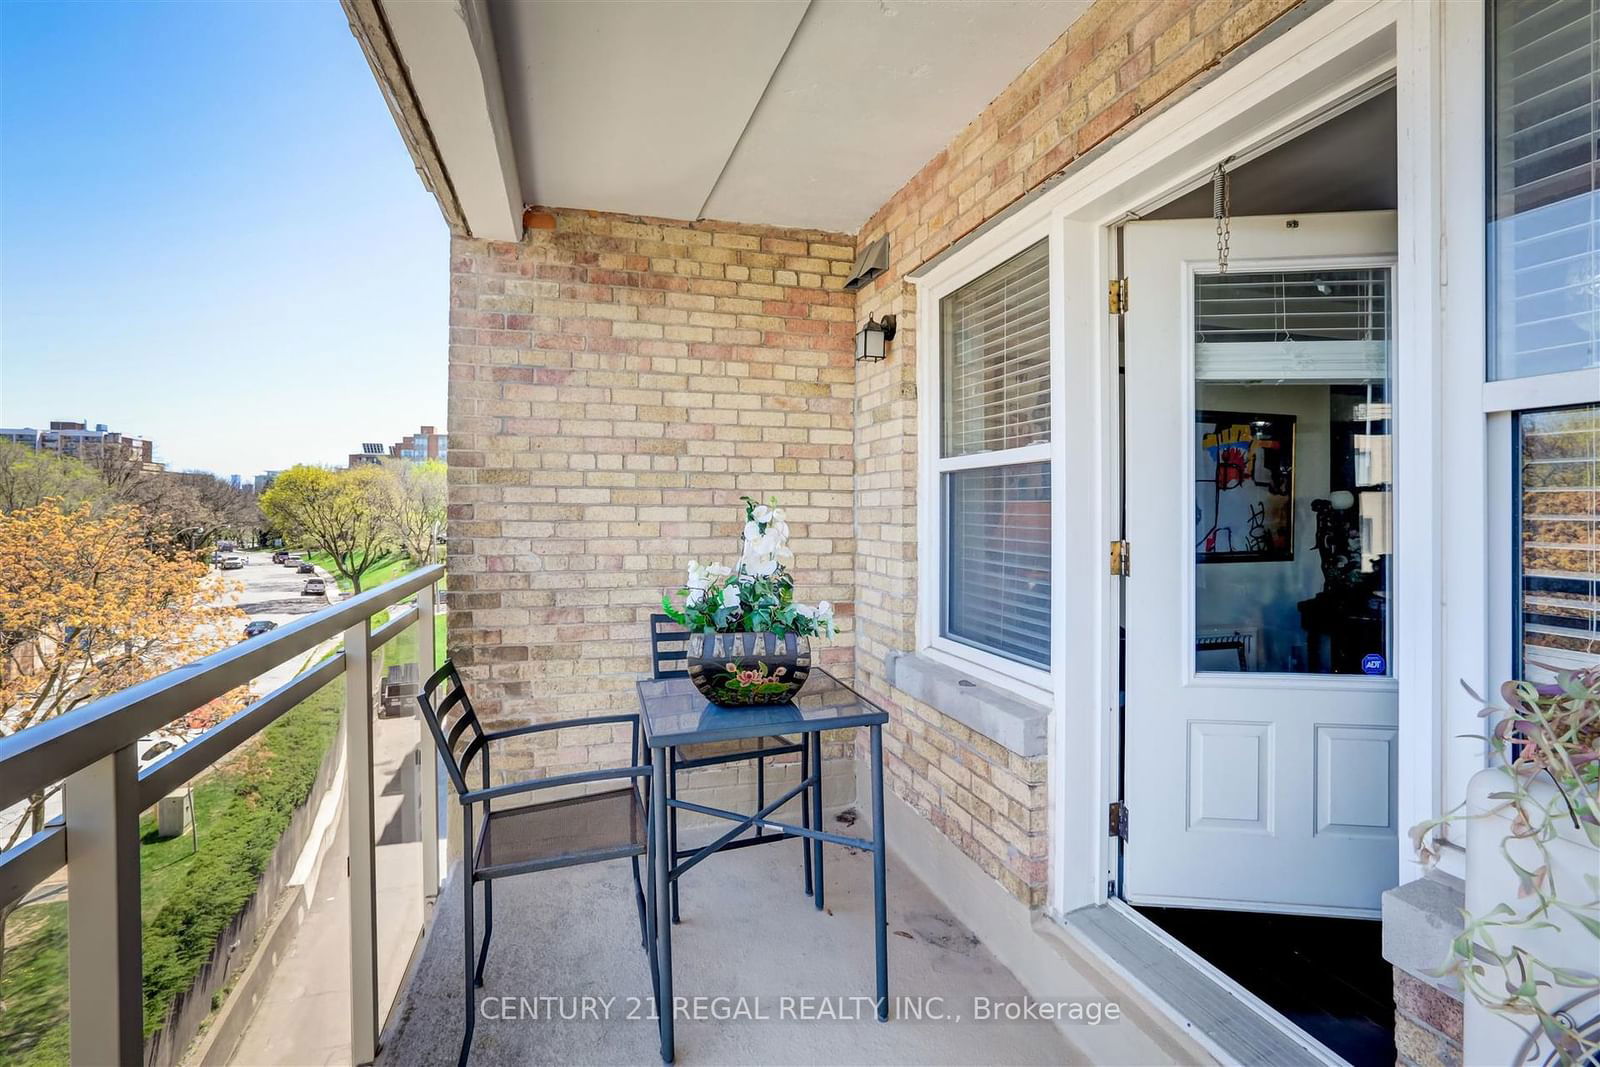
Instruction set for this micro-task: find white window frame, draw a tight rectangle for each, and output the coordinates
[916,222,1060,702]
[1438,0,1600,877]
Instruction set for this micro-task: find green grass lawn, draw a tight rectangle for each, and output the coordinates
[0,683,344,1064]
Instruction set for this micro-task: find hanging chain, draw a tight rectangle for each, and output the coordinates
[1212,160,1232,274]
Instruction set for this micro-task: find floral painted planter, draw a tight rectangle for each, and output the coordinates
[686,632,811,707]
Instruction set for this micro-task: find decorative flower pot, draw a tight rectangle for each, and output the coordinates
[686,632,811,707]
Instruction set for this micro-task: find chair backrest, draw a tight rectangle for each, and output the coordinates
[417,660,486,796]
[649,613,688,679]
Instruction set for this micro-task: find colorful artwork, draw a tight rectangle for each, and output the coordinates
[1196,411,1295,563]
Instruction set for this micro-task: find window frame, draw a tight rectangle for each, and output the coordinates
[1422,0,1600,877]
[916,221,1059,700]
[1479,0,1600,680]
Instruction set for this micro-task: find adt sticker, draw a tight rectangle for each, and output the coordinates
[1361,653,1386,676]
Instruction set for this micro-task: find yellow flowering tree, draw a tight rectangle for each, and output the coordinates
[0,501,246,982]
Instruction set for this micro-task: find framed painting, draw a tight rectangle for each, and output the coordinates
[1195,410,1295,562]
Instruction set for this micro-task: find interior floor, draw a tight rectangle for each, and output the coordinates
[1136,906,1396,1067]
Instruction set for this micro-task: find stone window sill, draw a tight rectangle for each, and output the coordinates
[885,651,1048,758]
[1381,870,1465,994]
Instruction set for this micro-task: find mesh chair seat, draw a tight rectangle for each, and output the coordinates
[474,786,646,880]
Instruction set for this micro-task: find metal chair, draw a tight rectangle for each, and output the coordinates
[417,661,654,1066]
[649,614,812,923]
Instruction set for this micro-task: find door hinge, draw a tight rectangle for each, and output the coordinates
[1108,277,1129,315]
[1109,539,1130,577]
[1109,801,1129,842]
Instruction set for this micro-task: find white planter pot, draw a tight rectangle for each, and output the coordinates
[1463,767,1598,1066]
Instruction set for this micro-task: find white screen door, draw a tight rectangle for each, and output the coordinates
[1121,211,1400,917]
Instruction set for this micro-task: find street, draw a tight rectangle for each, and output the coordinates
[233,548,340,693]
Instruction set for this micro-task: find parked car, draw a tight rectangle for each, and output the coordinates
[302,578,326,596]
[283,553,303,566]
[242,619,277,640]
[297,562,315,574]
[271,550,288,564]
[221,556,246,570]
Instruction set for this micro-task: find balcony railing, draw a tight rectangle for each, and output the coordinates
[0,563,446,1066]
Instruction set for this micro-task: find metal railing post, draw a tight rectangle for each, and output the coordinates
[345,619,379,1064]
[417,579,441,903]
[64,743,142,1065]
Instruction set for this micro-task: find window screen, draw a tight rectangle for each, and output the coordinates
[1489,0,1600,380]
[941,240,1051,458]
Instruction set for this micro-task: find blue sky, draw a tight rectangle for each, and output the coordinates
[0,0,447,478]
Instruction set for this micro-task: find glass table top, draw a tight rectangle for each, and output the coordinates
[635,669,889,748]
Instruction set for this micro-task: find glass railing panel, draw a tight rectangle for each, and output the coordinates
[0,857,69,1064]
[196,669,348,1066]
[371,613,427,1029]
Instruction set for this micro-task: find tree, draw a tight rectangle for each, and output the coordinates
[259,465,394,592]
[94,455,260,553]
[0,441,107,515]
[378,459,446,566]
[0,500,247,986]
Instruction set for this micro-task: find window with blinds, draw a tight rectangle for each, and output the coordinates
[936,239,1053,672]
[1488,0,1600,380]
[941,240,1051,458]
[945,463,1052,668]
[1516,404,1598,679]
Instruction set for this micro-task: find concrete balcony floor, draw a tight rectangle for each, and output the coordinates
[380,833,1082,1065]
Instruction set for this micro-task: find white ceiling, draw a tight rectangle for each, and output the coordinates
[488,0,1090,233]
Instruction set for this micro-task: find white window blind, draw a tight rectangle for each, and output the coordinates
[941,240,1051,457]
[1516,404,1599,677]
[936,239,1052,672]
[1489,0,1600,379]
[1194,268,1390,383]
[945,463,1052,668]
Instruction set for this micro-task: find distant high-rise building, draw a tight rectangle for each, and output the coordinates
[254,470,283,494]
[390,425,448,462]
[230,474,242,490]
[34,420,162,472]
[0,427,40,448]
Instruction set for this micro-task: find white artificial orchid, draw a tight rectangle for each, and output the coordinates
[664,496,833,641]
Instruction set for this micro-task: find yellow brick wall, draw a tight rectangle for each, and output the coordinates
[447,211,858,794]
[445,0,1305,905]
[851,0,1304,906]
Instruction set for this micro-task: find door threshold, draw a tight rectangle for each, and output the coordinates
[1058,900,1349,1066]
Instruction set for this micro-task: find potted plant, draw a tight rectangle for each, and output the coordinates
[661,496,835,707]
[1411,665,1599,1065]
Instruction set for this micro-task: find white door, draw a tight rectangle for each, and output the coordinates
[1122,212,1399,917]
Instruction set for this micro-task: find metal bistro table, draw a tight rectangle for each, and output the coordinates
[636,669,890,1063]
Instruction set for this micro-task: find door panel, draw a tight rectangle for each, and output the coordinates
[1122,212,1399,916]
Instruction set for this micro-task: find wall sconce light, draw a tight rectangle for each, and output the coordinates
[855,314,896,362]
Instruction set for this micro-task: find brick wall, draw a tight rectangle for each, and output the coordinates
[446,211,858,809]
[443,0,1308,905]
[1393,969,1464,1067]
[850,0,1304,906]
